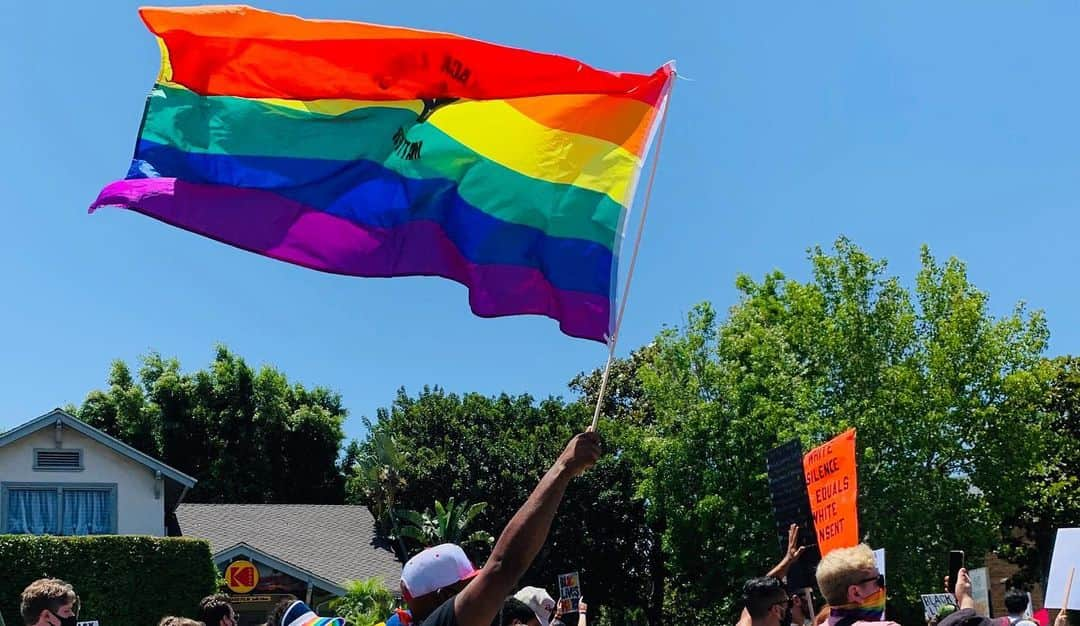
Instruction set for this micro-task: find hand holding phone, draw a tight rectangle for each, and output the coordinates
[948,551,965,598]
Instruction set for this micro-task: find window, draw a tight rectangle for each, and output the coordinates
[5,488,58,534]
[1,483,116,535]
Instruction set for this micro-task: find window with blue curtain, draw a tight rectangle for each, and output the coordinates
[4,486,114,535]
[61,489,112,535]
[6,489,59,534]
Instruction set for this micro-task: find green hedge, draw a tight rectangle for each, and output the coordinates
[0,535,217,626]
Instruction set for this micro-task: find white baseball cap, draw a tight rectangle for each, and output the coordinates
[401,543,480,601]
[514,587,556,626]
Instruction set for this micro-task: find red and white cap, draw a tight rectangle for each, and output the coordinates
[401,543,479,601]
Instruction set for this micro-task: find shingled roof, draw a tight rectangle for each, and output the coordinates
[176,504,402,592]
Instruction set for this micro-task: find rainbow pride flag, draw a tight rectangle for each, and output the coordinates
[92,5,673,342]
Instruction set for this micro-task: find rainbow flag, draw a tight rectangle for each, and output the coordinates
[92,5,673,342]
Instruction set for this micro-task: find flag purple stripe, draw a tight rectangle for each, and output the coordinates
[91,178,612,342]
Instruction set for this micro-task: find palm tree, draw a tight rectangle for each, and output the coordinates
[347,431,409,556]
[395,497,494,554]
[328,577,396,626]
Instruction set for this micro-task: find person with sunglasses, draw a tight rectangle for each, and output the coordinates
[816,544,898,626]
[737,524,810,626]
[742,577,799,626]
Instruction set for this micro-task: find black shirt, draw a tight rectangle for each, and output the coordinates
[419,597,458,626]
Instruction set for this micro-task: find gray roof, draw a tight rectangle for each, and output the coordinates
[176,503,402,592]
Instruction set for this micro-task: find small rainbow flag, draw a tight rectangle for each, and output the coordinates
[92,5,673,342]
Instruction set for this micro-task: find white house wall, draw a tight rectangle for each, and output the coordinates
[0,426,165,535]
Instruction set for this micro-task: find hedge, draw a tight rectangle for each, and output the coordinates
[0,535,218,626]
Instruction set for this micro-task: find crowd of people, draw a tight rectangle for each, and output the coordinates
[11,430,1074,626]
[16,431,601,626]
[736,528,1069,626]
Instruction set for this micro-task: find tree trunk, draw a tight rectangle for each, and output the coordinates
[647,517,666,626]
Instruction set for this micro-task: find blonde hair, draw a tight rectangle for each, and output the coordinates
[816,543,877,605]
[158,618,205,626]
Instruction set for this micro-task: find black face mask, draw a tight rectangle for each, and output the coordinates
[49,611,77,626]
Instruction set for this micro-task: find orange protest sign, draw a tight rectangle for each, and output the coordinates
[803,429,859,557]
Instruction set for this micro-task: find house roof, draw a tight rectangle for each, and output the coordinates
[214,542,348,596]
[0,409,197,488]
[175,503,402,593]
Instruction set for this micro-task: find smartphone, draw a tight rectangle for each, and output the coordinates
[948,550,965,595]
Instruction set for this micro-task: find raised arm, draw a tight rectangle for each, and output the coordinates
[739,525,807,626]
[453,432,602,626]
[767,524,808,580]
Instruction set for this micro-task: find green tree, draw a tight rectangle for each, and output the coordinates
[329,577,397,626]
[637,238,1049,624]
[346,432,409,556]
[1000,355,1080,588]
[74,345,349,504]
[78,360,160,455]
[140,353,206,482]
[349,387,653,623]
[395,497,494,552]
[569,345,665,626]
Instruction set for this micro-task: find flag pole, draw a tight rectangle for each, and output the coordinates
[590,71,675,432]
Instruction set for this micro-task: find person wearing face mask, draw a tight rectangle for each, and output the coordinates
[19,579,79,626]
[743,577,796,626]
[738,524,810,626]
[815,544,898,626]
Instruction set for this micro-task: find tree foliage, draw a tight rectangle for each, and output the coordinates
[0,535,216,626]
[395,498,494,552]
[347,388,653,622]
[636,238,1050,623]
[329,577,397,626]
[347,431,408,537]
[1000,355,1080,587]
[73,345,350,504]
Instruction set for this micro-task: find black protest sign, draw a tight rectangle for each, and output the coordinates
[766,439,821,590]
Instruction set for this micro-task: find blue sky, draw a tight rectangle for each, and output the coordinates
[2,2,1079,442]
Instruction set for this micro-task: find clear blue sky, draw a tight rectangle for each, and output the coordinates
[3,2,1080,441]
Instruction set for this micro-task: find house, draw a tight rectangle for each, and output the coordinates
[176,504,402,624]
[0,408,196,536]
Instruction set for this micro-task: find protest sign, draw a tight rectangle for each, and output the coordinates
[922,594,956,620]
[558,572,582,611]
[874,548,885,579]
[968,567,990,616]
[803,429,859,556]
[767,439,820,590]
[1045,528,1080,609]
[874,549,886,618]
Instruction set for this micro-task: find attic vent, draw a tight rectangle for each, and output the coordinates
[34,449,82,471]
